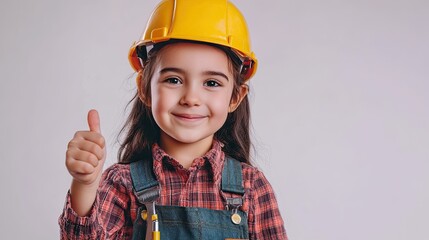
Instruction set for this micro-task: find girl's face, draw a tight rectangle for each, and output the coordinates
[148,42,246,151]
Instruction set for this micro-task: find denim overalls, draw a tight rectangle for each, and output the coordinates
[130,156,249,240]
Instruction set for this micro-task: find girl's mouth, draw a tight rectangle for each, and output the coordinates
[172,113,207,121]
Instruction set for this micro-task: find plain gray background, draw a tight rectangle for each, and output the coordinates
[1,0,428,239]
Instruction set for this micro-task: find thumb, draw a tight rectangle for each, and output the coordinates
[87,109,101,133]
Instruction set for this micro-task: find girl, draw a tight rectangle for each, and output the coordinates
[59,0,287,239]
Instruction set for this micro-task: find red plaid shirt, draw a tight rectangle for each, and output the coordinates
[59,141,287,239]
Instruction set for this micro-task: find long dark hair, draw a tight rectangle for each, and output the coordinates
[117,41,252,165]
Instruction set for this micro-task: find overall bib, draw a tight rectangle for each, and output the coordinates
[130,157,249,240]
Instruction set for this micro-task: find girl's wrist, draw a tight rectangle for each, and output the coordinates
[71,179,98,191]
[70,179,100,217]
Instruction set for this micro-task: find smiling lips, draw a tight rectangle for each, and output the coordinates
[172,113,207,121]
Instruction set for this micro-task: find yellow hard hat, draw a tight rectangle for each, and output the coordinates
[128,0,258,81]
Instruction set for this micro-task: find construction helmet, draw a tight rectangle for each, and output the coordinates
[128,0,258,81]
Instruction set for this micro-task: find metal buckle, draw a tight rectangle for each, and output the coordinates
[226,197,243,211]
[135,185,160,203]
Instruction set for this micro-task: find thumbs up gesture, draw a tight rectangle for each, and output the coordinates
[66,109,106,186]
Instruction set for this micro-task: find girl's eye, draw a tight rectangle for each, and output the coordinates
[165,77,182,84]
[204,80,221,87]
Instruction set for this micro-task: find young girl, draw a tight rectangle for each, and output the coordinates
[59,0,287,239]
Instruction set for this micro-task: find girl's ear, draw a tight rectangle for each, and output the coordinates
[229,84,249,112]
[136,71,151,107]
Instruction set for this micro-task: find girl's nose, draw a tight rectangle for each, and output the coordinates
[179,86,201,106]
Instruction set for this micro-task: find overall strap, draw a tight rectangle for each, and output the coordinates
[130,159,160,204]
[221,156,245,195]
[221,156,245,210]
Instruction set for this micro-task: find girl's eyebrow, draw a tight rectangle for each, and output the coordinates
[203,71,229,81]
[160,67,185,75]
[160,67,229,81]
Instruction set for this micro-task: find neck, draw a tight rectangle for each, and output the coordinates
[159,132,214,169]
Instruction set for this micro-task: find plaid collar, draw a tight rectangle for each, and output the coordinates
[152,140,225,181]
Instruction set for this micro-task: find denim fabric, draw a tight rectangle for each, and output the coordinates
[132,205,248,239]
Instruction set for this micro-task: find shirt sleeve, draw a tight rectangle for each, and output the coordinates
[58,164,132,239]
[248,170,288,240]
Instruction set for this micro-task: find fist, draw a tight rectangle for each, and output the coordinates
[66,109,106,186]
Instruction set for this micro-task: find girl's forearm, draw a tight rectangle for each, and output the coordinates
[70,178,100,217]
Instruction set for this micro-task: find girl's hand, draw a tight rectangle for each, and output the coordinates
[66,109,106,186]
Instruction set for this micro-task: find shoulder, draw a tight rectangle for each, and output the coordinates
[100,163,133,189]
[239,162,265,181]
[241,163,273,194]
[102,163,130,178]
